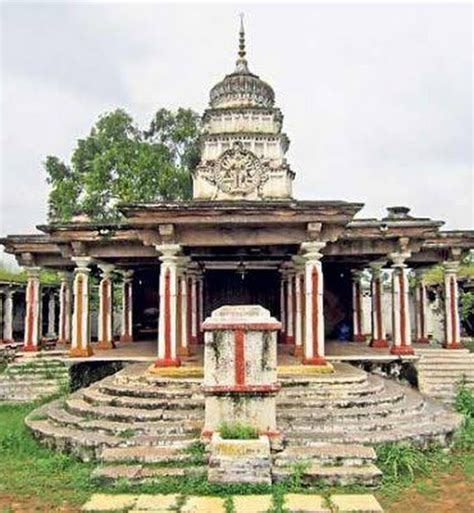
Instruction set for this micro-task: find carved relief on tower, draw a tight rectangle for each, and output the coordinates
[196,141,270,200]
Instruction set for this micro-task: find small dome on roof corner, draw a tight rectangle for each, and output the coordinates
[208,16,276,109]
[385,206,412,220]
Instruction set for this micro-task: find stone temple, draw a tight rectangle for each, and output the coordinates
[1,20,474,487]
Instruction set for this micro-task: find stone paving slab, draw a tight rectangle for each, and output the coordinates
[134,494,179,510]
[285,493,331,513]
[232,495,273,513]
[181,496,226,513]
[81,494,138,511]
[330,494,383,512]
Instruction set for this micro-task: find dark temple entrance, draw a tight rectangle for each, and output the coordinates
[204,269,280,319]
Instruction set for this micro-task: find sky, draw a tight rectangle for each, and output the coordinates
[0,2,473,266]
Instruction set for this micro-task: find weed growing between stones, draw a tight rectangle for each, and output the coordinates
[118,429,137,439]
[219,421,259,440]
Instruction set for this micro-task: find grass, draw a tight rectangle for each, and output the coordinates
[218,422,259,440]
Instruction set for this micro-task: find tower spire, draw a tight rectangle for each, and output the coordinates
[235,13,249,73]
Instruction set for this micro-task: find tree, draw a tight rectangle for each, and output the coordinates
[45,108,201,222]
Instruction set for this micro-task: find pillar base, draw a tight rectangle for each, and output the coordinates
[2,339,14,344]
[119,334,133,343]
[154,357,181,368]
[22,345,39,352]
[303,356,328,366]
[370,339,389,348]
[353,334,367,342]
[293,345,303,357]
[178,346,192,357]
[415,337,430,344]
[442,342,464,350]
[69,346,94,357]
[390,345,415,356]
[96,340,115,350]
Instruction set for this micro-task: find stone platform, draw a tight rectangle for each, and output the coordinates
[24,362,462,487]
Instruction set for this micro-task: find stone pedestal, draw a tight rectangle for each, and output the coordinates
[208,433,271,485]
[201,305,281,437]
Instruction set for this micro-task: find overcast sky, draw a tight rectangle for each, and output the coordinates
[0,2,472,265]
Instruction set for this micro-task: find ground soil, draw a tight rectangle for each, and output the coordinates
[0,494,79,513]
[382,469,474,513]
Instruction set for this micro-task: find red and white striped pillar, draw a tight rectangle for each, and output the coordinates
[302,241,327,365]
[351,270,366,342]
[369,263,389,348]
[3,288,15,343]
[414,268,430,344]
[177,259,191,356]
[197,271,204,343]
[23,267,41,352]
[443,261,463,349]
[97,264,115,350]
[293,266,305,356]
[155,244,181,367]
[390,253,414,355]
[189,271,199,346]
[70,257,93,357]
[279,271,286,343]
[119,271,133,343]
[285,268,295,346]
[58,272,72,345]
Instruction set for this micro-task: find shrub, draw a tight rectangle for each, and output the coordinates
[218,422,259,440]
[377,442,430,482]
[454,385,474,418]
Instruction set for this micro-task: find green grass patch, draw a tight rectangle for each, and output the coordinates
[218,422,259,440]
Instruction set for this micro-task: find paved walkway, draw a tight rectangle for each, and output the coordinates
[82,493,384,513]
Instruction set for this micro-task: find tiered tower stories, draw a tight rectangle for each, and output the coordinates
[193,17,295,201]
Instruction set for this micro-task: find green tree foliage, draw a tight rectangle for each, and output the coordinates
[45,108,201,222]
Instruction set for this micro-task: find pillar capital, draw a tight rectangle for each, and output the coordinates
[25,266,41,279]
[156,243,181,261]
[443,260,460,274]
[389,251,411,268]
[72,256,92,272]
[98,263,115,278]
[301,241,326,261]
[369,261,386,277]
[351,269,365,282]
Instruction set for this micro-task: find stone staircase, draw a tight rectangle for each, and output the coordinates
[415,348,474,404]
[24,362,463,487]
[272,363,462,486]
[0,355,70,402]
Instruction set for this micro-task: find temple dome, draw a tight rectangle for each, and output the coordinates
[208,17,275,109]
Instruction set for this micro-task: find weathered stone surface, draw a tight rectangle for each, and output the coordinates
[81,493,137,511]
[208,434,272,485]
[284,494,330,513]
[330,494,384,512]
[100,446,192,463]
[181,496,226,513]
[232,495,273,513]
[134,494,179,510]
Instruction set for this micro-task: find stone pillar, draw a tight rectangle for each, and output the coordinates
[120,271,133,343]
[58,273,73,344]
[46,291,57,338]
[292,257,305,357]
[3,288,15,343]
[70,257,93,357]
[24,267,41,352]
[390,252,414,355]
[198,272,204,343]
[443,261,463,349]
[302,241,327,365]
[285,268,295,346]
[189,271,199,346]
[177,263,191,356]
[279,272,286,342]
[0,292,4,342]
[97,264,115,349]
[352,270,366,342]
[155,244,181,367]
[414,268,430,344]
[369,263,388,348]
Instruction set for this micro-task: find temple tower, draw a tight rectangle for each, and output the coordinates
[193,16,295,200]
